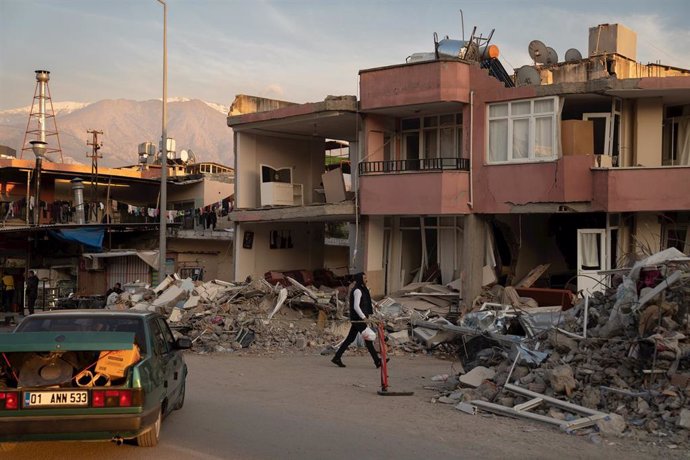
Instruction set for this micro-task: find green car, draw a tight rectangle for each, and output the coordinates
[0,310,189,448]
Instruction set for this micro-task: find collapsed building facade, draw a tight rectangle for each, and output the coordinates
[227,23,690,307]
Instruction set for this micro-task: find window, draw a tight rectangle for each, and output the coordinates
[664,224,690,254]
[488,97,558,163]
[402,113,463,167]
[150,319,169,355]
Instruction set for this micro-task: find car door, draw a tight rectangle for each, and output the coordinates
[153,317,184,410]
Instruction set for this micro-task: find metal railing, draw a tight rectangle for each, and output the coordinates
[358,157,470,175]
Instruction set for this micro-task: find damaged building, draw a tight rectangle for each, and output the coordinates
[227,23,690,308]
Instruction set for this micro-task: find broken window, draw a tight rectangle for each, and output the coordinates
[487,97,558,163]
[663,224,690,254]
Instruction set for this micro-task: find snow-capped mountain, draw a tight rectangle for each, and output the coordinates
[0,99,233,167]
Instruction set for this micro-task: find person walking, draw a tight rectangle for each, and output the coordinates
[331,272,382,368]
[26,270,39,315]
[1,273,14,313]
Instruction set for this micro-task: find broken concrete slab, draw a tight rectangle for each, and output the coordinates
[678,409,690,430]
[152,284,188,309]
[459,366,496,388]
[388,330,410,346]
[183,295,200,310]
[169,308,183,323]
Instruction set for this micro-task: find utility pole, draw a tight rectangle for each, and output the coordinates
[86,129,103,223]
[157,0,168,280]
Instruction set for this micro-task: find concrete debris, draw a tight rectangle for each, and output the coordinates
[424,248,690,447]
[459,366,496,388]
[678,408,690,430]
[104,248,688,447]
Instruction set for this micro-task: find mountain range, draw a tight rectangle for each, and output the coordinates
[0,98,233,168]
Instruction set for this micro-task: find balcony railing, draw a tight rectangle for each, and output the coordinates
[358,157,470,175]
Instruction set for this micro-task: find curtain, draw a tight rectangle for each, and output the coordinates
[581,233,600,269]
[489,119,508,162]
[678,118,690,166]
[534,116,554,158]
[512,118,529,159]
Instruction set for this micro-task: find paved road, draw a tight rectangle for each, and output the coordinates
[3,353,671,460]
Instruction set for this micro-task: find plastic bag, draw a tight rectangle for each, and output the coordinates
[361,326,377,342]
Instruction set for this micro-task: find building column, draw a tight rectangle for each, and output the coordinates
[461,214,486,310]
[359,216,385,297]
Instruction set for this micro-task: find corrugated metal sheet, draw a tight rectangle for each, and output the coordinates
[107,255,151,287]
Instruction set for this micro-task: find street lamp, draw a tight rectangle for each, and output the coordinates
[157,0,168,279]
[30,140,47,226]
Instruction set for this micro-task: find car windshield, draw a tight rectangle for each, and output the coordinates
[16,315,147,354]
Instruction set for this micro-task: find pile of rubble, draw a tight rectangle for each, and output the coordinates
[110,274,352,354]
[108,247,689,444]
[419,248,690,446]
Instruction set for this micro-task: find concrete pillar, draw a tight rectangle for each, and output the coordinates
[363,216,385,297]
[461,214,486,310]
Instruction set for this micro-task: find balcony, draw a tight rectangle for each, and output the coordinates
[592,166,690,212]
[358,158,471,215]
[359,157,470,175]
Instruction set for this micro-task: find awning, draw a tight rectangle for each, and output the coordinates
[83,249,160,270]
[48,228,104,251]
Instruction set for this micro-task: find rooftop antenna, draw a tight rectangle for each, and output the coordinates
[565,48,583,62]
[515,65,541,86]
[21,70,64,162]
[528,40,549,65]
[545,47,559,65]
[460,9,465,42]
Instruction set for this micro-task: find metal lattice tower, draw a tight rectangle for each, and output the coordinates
[20,70,64,162]
[86,129,103,222]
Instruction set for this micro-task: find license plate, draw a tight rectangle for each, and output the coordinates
[23,390,89,408]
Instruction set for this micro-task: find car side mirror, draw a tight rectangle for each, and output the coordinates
[176,337,192,349]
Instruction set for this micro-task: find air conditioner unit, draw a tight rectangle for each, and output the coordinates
[86,257,104,271]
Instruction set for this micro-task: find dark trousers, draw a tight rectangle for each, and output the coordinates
[334,321,379,365]
[27,294,37,315]
[2,290,13,312]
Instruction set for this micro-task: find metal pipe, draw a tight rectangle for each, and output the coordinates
[504,383,605,416]
[467,90,474,208]
[35,70,49,144]
[72,178,85,224]
[471,400,564,426]
[157,0,168,279]
[33,157,42,225]
[26,170,31,224]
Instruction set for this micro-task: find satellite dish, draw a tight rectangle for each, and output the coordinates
[180,149,189,163]
[528,40,548,64]
[186,149,196,163]
[565,48,583,62]
[516,66,541,86]
[545,47,558,65]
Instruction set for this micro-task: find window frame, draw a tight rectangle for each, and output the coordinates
[487,96,559,164]
[401,113,463,161]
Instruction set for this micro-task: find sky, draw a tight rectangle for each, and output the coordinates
[1,0,689,111]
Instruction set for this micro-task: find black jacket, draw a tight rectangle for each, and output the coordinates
[26,275,39,297]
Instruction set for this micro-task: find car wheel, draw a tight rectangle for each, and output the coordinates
[0,443,17,452]
[136,407,161,447]
[174,381,185,410]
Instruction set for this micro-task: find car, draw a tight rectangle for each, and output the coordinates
[0,310,189,448]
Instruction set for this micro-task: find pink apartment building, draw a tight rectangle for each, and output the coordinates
[227,23,690,306]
